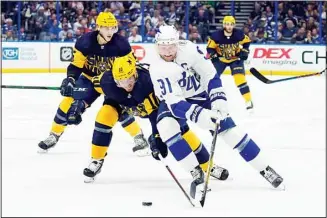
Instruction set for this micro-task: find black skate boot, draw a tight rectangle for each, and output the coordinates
[190,165,205,199]
[38,133,61,153]
[210,164,229,180]
[83,158,105,183]
[132,133,150,157]
[260,165,284,188]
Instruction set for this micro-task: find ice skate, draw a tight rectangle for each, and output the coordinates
[260,165,284,189]
[132,133,150,157]
[190,165,205,199]
[210,164,229,180]
[38,133,61,153]
[83,158,104,183]
[246,100,254,114]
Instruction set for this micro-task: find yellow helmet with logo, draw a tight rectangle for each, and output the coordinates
[223,16,236,25]
[112,52,137,81]
[96,12,118,27]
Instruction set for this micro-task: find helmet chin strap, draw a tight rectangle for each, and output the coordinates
[97,32,109,45]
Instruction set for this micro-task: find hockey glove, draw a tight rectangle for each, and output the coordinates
[239,48,249,61]
[60,77,75,97]
[209,88,229,120]
[148,134,168,161]
[188,105,221,131]
[208,52,221,63]
[66,100,86,125]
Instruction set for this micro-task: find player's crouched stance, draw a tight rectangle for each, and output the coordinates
[150,25,284,191]
[37,12,148,156]
[70,53,228,183]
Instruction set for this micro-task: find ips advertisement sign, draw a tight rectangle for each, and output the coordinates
[2,47,19,60]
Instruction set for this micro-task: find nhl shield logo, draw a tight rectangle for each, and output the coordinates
[60,47,73,62]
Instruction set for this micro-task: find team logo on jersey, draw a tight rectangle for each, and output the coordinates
[60,47,73,61]
[2,47,19,60]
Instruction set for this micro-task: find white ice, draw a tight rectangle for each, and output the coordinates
[1,73,326,217]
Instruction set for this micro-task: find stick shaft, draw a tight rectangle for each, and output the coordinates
[1,85,60,90]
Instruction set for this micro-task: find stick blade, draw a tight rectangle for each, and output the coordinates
[200,199,205,207]
[249,68,271,84]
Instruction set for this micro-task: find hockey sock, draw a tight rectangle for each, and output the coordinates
[220,126,267,172]
[158,117,199,172]
[182,130,212,172]
[119,112,141,137]
[51,97,74,135]
[92,105,118,159]
[233,74,252,103]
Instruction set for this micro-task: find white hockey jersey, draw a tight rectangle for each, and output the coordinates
[149,40,224,120]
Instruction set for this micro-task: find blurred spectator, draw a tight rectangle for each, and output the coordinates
[144,28,156,42]
[167,4,177,25]
[284,8,298,26]
[189,31,203,43]
[119,29,127,38]
[311,28,320,43]
[177,26,187,39]
[64,31,74,42]
[282,19,298,38]
[306,16,318,31]
[151,10,160,27]
[291,27,306,43]
[250,2,262,20]
[243,25,250,36]
[19,27,26,41]
[59,16,72,29]
[2,1,325,44]
[49,19,61,40]
[305,3,316,18]
[2,18,17,36]
[74,27,83,40]
[73,15,84,32]
[59,24,73,41]
[128,27,142,43]
[5,30,16,41]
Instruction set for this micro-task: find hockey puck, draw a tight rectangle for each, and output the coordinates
[142,202,152,206]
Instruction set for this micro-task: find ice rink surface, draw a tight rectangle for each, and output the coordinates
[2,73,326,217]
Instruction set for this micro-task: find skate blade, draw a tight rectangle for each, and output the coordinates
[247,108,255,115]
[275,183,286,191]
[37,148,48,154]
[84,176,95,183]
[134,149,151,157]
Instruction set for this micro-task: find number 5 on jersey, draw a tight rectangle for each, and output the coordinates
[157,78,172,96]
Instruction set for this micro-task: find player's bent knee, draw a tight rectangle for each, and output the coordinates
[96,105,118,127]
[157,117,181,144]
[59,97,74,113]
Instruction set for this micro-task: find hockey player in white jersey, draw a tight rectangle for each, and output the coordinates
[149,25,284,195]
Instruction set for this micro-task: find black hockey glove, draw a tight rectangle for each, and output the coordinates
[66,100,86,125]
[239,48,249,61]
[208,52,222,63]
[148,134,168,161]
[60,77,75,97]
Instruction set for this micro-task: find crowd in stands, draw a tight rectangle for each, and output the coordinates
[1,1,326,44]
[244,1,326,44]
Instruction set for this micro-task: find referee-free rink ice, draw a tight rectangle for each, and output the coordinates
[1,73,326,217]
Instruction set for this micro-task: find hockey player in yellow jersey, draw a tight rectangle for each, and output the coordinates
[207,16,254,112]
[38,12,149,156]
[65,53,229,183]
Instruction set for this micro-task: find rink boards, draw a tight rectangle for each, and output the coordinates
[2,42,326,75]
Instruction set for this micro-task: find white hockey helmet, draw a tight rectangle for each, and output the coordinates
[155,25,179,45]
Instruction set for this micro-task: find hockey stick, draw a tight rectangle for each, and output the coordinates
[1,85,60,90]
[250,67,326,84]
[158,154,195,207]
[200,122,220,207]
